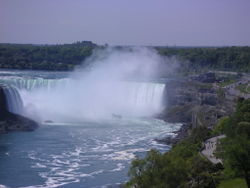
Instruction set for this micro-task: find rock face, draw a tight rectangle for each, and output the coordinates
[158,73,238,144]
[160,80,233,127]
[0,86,38,134]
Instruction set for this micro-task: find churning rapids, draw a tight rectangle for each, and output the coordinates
[0,48,181,188]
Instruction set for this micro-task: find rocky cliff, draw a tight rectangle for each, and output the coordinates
[0,86,38,134]
[158,72,241,144]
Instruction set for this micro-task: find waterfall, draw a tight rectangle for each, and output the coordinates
[0,77,69,91]
[120,82,165,116]
[0,77,166,122]
[2,85,24,115]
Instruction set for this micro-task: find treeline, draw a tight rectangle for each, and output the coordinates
[126,99,250,188]
[0,42,249,72]
[0,41,97,70]
[157,46,250,72]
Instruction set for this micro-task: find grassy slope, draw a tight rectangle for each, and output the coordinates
[218,178,247,188]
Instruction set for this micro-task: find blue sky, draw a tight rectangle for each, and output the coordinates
[0,0,250,46]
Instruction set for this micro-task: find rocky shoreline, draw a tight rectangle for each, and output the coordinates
[155,122,191,145]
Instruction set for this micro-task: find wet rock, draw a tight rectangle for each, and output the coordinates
[0,86,38,134]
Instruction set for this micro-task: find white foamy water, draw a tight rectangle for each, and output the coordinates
[0,118,181,188]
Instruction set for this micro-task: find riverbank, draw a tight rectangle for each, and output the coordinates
[155,122,191,145]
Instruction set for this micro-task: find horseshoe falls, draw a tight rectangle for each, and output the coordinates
[18,79,165,122]
[0,48,181,188]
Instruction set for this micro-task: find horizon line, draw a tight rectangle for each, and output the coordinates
[0,41,249,48]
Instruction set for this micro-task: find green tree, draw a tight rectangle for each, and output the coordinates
[219,99,250,187]
[127,149,189,188]
[126,127,213,188]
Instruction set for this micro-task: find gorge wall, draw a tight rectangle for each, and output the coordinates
[158,73,240,143]
[0,84,38,134]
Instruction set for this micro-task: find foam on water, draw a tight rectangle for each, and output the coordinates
[0,118,182,188]
[109,163,125,172]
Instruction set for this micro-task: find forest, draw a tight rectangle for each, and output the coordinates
[0,41,97,70]
[0,42,249,72]
[157,46,250,72]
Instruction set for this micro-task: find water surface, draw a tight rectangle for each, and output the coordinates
[0,119,181,188]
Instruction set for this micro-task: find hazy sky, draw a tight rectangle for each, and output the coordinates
[1,0,250,46]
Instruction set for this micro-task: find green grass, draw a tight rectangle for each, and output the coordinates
[236,84,250,94]
[218,178,247,188]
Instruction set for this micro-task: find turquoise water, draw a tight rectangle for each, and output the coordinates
[0,119,180,188]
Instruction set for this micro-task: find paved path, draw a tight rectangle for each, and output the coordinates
[223,74,250,99]
[201,135,226,164]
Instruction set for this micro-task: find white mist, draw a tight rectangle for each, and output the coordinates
[20,47,167,122]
